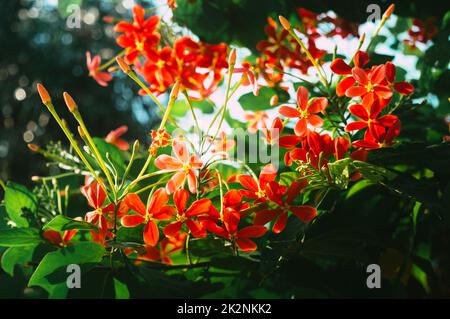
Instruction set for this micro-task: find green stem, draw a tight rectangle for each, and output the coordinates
[96,50,126,72]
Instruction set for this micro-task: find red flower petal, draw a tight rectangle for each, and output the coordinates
[185,199,212,217]
[290,205,317,222]
[124,193,147,216]
[296,86,309,110]
[336,77,355,97]
[238,175,259,192]
[307,97,328,114]
[148,188,169,214]
[236,238,257,252]
[294,118,308,136]
[330,58,352,75]
[143,220,159,246]
[346,86,367,98]
[164,221,183,238]
[272,212,288,234]
[121,214,146,227]
[279,105,301,118]
[237,225,268,238]
[352,67,369,86]
[394,82,414,95]
[345,121,368,132]
[348,104,369,121]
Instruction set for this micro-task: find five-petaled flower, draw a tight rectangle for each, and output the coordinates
[105,125,130,151]
[254,180,317,233]
[164,189,212,238]
[122,189,174,246]
[86,51,113,87]
[279,86,328,136]
[154,140,202,194]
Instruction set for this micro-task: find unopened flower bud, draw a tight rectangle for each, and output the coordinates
[31,176,41,182]
[228,48,236,66]
[37,83,51,104]
[270,95,279,106]
[116,56,131,73]
[27,143,40,152]
[383,4,395,19]
[278,15,291,30]
[63,92,78,113]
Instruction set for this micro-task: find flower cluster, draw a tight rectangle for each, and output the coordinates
[87,5,229,98]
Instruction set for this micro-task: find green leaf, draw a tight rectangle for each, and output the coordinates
[28,241,105,296]
[328,158,353,189]
[352,160,397,183]
[43,215,97,232]
[114,278,130,299]
[5,181,38,227]
[238,87,279,111]
[0,228,42,247]
[1,245,37,276]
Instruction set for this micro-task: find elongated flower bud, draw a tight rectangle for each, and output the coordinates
[383,4,395,19]
[170,81,181,99]
[63,92,78,112]
[31,176,41,182]
[278,15,291,30]
[116,56,131,73]
[37,83,51,104]
[228,48,236,65]
[270,95,279,106]
[27,143,40,152]
[359,33,365,44]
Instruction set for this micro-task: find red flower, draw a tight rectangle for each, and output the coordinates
[346,65,393,102]
[105,125,129,151]
[164,189,212,238]
[245,111,268,133]
[352,119,401,149]
[86,52,112,87]
[203,209,268,252]
[81,180,114,233]
[345,101,399,140]
[149,128,171,155]
[254,180,317,233]
[121,189,174,246]
[137,233,186,265]
[43,227,79,247]
[154,140,202,194]
[114,5,160,63]
[330,50,369,96]
[233,62,259,96]
[140,47,177,94]
[256,17,291,61]
[237,164,277,203]
[279,86,328,136]
[384,62,414,96]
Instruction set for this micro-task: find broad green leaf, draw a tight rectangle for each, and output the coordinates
[0,228,42,247]
[352,160,397,183]
[5,181,38,227]
[1,245,37,276]
[238,87,281,111]
[28,241,105,296]
[328,158,352,189]
[43,215,97,232]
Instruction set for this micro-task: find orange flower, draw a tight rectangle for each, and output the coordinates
[154,140,202,194]
[279,86,328,136]
[105,125,129,151]
[121,189,174,246]
[86,51,112,87]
